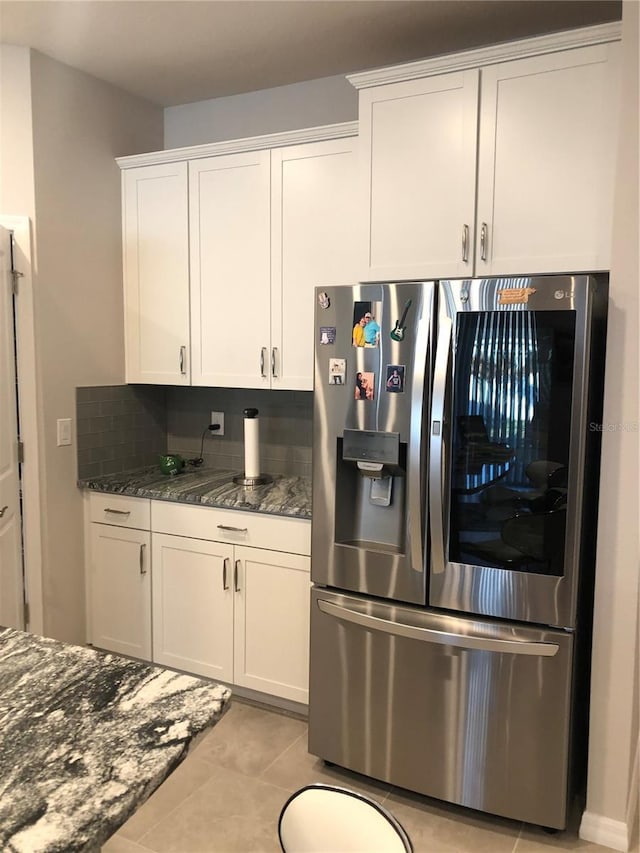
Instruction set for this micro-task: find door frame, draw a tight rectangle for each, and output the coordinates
[1,215,43,634]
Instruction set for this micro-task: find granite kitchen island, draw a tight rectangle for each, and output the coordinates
[0,627,231,853]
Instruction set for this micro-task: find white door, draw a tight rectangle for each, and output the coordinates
[234,545,310,704]
[271,138,359,391]
[189,151,271,388]
[476,42,621,275]
[122,162,191,384]
[0,226,23,630]
[152,533,234,682]
[359,70,479,281]
[88,524,151,660]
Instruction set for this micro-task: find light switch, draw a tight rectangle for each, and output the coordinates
[57,418,72,447]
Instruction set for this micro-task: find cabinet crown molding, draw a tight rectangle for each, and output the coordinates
[347,21,622,89]
[116,121,358,169]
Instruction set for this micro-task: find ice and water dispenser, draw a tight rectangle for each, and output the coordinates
[334,429,407,555]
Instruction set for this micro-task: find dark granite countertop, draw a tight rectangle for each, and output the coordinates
[79,466,312,520]
[0,626,231,853]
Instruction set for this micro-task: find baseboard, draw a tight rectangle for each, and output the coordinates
[627,735,640,846]
[580,811,632,851]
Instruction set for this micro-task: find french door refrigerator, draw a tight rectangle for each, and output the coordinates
[309,275,607,830]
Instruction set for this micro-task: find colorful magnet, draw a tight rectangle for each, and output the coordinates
[385,364,405,393]
[355,371,375,401]
[352,301,381,348]
[390,299,412,342]
[320,326,336,345]
[329,358,346,385]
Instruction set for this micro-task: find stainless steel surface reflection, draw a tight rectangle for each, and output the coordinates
[309,588,574,830]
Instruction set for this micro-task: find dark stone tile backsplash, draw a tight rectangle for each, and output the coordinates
[76,385,312,480]
[76,385,167,480]
[166,386,312,478]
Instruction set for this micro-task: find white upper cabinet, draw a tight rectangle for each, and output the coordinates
[189,150,272,388]
[353,26,621,280]
[271,137,358,390]
[119,124,357,390]
[359,71,480,281]
[476,43,620,275]
[122,162,190,384]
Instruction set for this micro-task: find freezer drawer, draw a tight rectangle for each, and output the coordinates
[309,587,575,829]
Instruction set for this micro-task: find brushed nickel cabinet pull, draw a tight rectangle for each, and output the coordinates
[217,524,248,533]
[139,543,147,575]
[0,505,8,518]
[105,508,131,516]
[461,224,469,262]
[260,347,267,378]
[179,345,187,375]
[271,347,278,378]
[480,222,488,261]
[234,560,241,592]
[223,557,230,590]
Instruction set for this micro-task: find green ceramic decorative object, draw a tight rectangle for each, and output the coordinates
[159,454,184,475]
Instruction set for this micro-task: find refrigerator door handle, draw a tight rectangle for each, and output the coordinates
[429,314,452,575]
[317,599,559,657]
[408,297,432,574]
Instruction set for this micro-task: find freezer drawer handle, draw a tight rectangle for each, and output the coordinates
[317,599,559,657]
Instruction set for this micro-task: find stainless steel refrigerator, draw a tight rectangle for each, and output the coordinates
[309,275,607,830]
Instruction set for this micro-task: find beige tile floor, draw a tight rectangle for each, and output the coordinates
[103,698,637,853]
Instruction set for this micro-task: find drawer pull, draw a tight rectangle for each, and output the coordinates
[223,557,230,591]
[105,508,131,516]
[0,505,8,518]
[234,560,241,592]
[139,543,147,575]
[217,524,248,533]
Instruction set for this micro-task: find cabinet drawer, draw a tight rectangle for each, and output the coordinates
[151,501,311,556]
[89,493,151,530]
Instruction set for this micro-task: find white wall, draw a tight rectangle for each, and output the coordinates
[581,2,640,850]
[164,73,356,148]
[1,46,164,643]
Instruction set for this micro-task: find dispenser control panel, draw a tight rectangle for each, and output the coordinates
[342,430,400,465]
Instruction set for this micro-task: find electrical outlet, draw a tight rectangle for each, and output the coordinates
[210,411,224,436]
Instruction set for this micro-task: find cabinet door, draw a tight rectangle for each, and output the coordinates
[88,524,151,660]
[271,138,359,390]
[189,152,271,388]
[359,70,479,281]
[122,163,190,384]
[233,546,310,704]
[152,533,234,682]
[476,43,621,275]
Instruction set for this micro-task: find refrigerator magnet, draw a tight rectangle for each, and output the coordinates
[317,291,330,309]
[352,301,381,348]
[355,371,375,401]
[329,358,346,385]
[385,364,405,393]
[320,326,336,345]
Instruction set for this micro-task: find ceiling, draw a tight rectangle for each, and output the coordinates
[0,1,622,107]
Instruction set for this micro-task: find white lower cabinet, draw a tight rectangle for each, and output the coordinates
[233,545,310,704]
[88,522,152,661]
[86,493,311,704]
[151,533,234,682]
[151,500,312,704]
[151,533,311,704]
